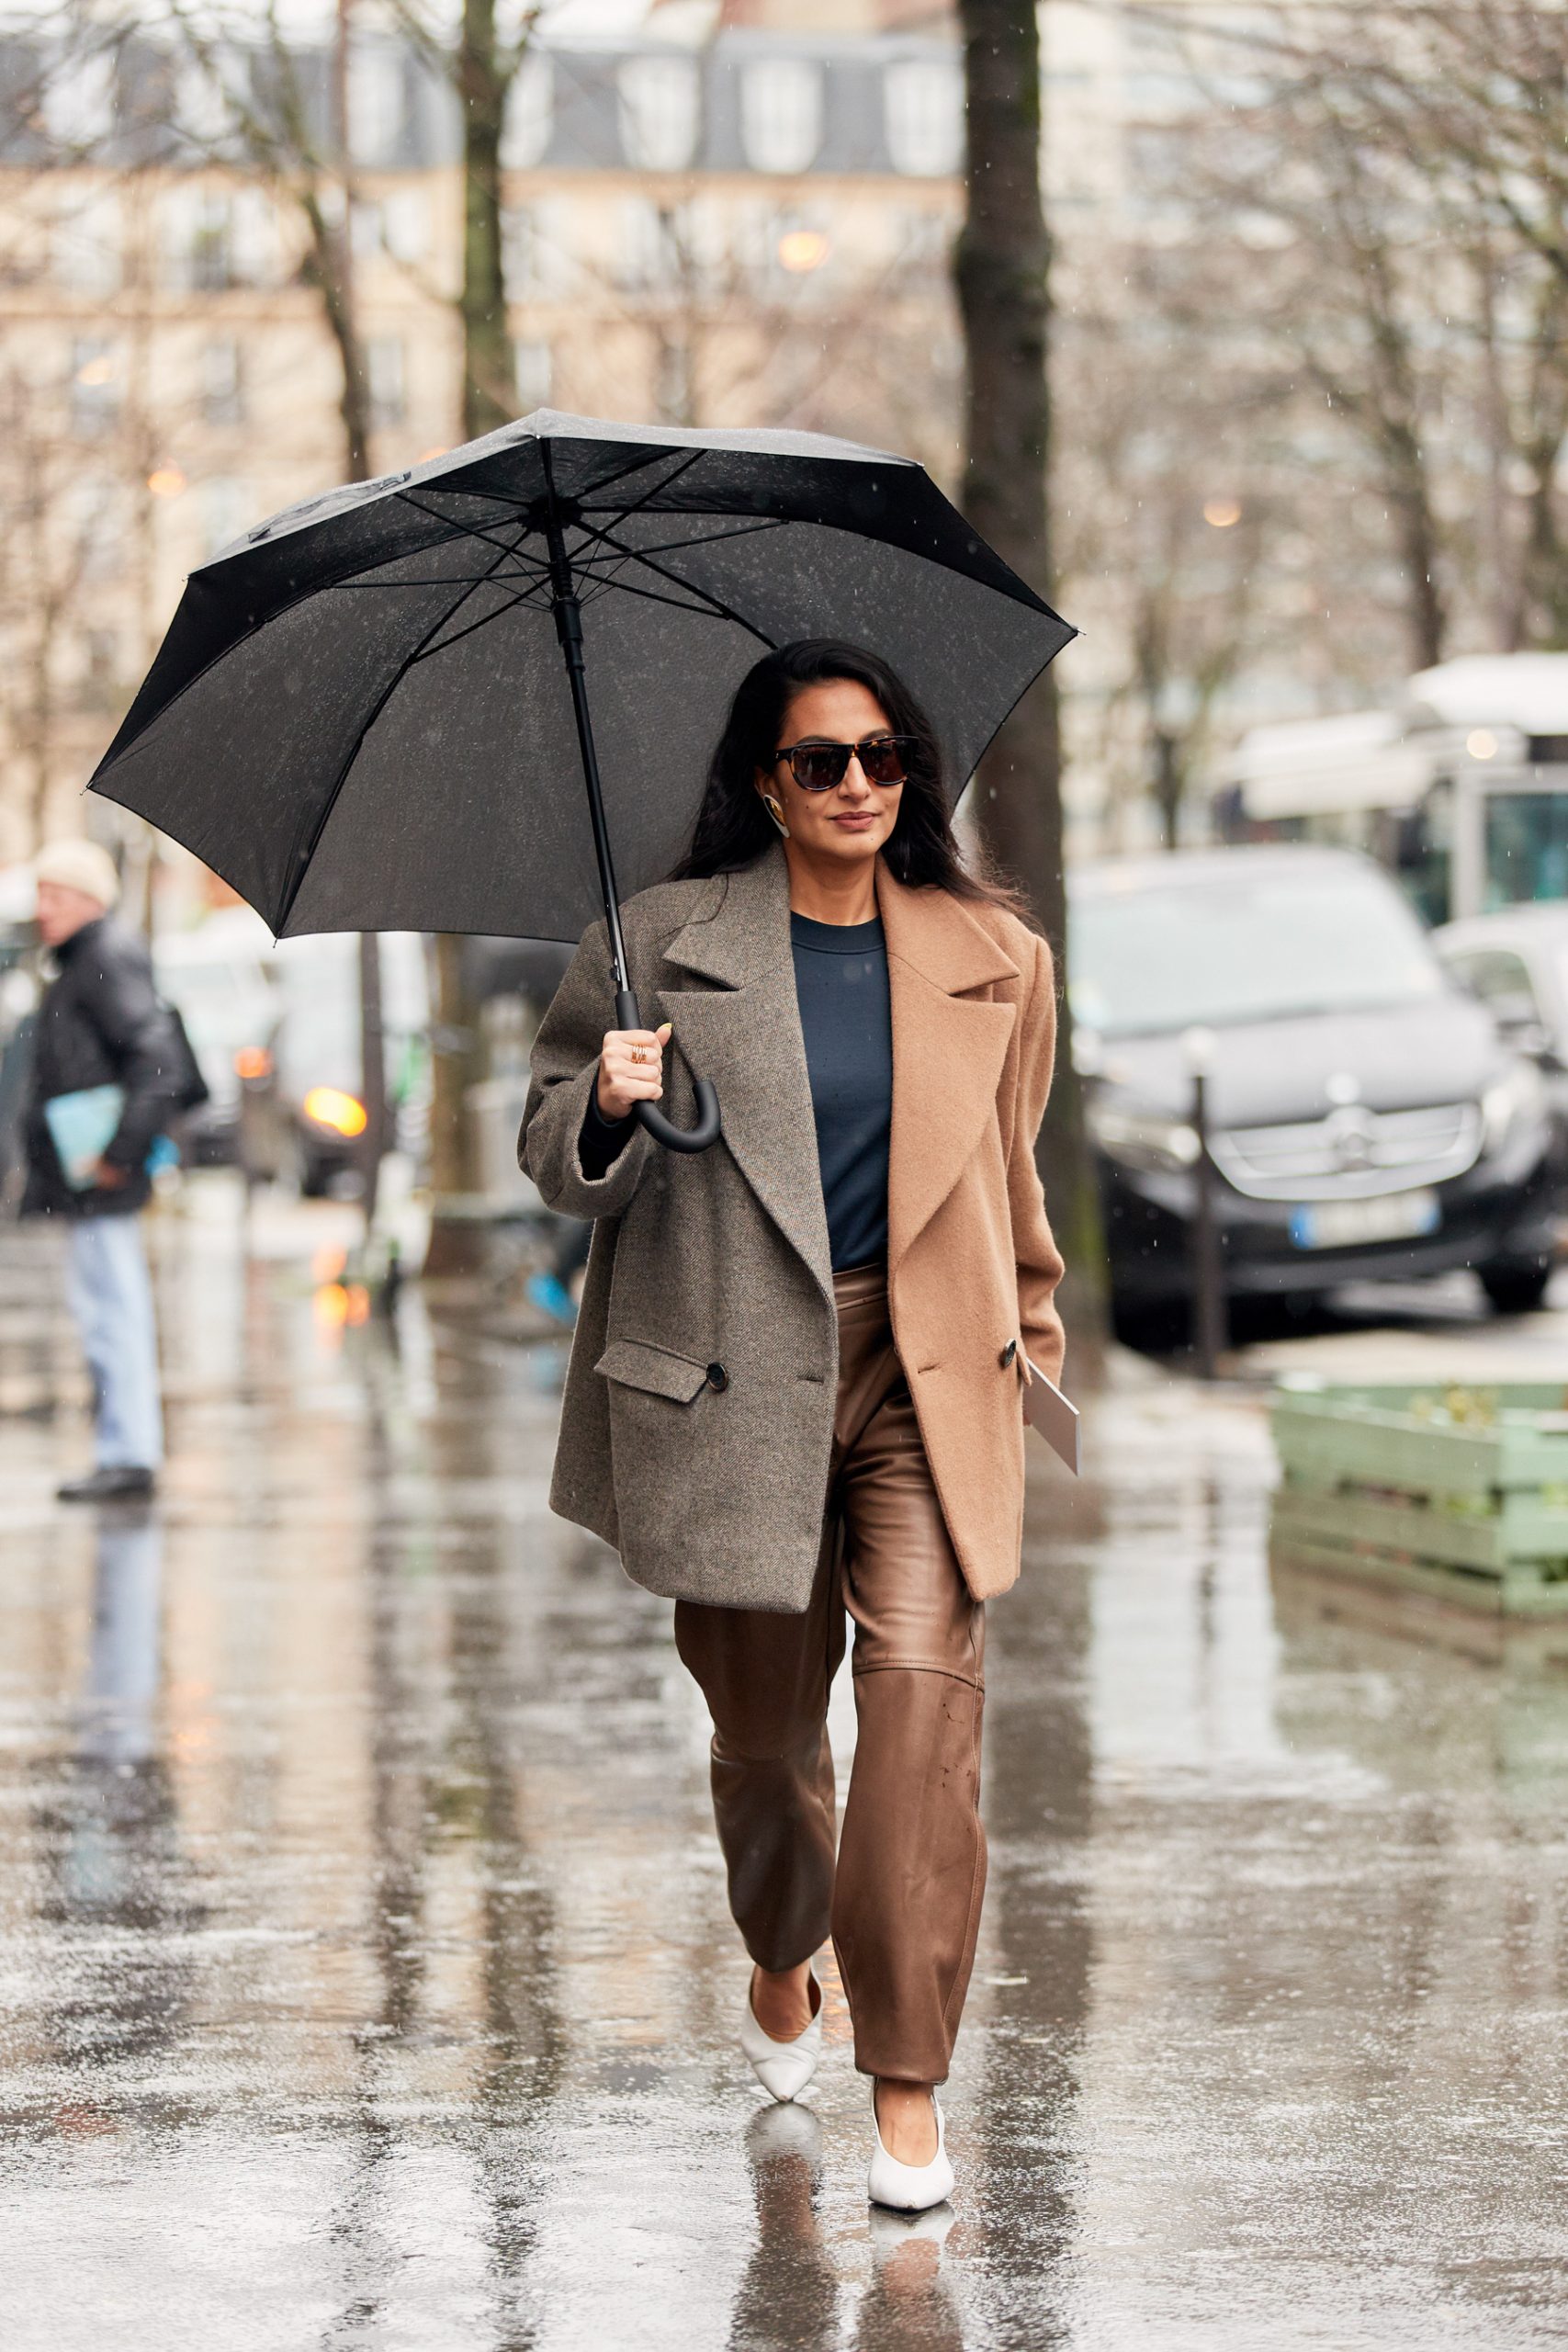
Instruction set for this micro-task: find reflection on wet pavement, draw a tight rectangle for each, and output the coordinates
[3,1196,1568,2348]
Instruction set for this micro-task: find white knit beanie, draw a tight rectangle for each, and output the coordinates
[34,838,121,910]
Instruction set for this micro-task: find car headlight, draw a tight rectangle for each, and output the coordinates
[1086,1097,1201,1173]
[1482,1059,1544,1154]
[301,1086,368,1138]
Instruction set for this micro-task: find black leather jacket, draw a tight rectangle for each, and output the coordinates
[22,915,182,1219]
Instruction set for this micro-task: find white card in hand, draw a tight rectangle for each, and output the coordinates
[1021,1353,1080,1476]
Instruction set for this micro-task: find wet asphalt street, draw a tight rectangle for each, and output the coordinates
[5,1184,1568,2350]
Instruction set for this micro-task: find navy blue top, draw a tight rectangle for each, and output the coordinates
[790,911,891,1272]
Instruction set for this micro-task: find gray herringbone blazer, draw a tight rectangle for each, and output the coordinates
[520,842,1066,1614]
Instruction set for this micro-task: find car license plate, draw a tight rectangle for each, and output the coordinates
[1289,1189,1441,1250]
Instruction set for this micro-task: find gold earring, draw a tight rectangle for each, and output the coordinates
[762,793,791,840]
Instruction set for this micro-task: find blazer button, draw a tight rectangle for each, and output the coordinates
[706,1362,728,1392]
[999,1339,1018,1369]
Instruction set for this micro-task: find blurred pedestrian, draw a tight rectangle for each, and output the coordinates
[524,640,1066,2214]
[22,840,179,1503]
[526,1216,590,1328]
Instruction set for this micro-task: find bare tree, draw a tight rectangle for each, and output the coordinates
[166,3,372,479]
[1168,0,1568,669]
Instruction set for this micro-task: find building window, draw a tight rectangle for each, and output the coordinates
[739,60,822,175]
[502,52,553,169]
[654,335,694,426]
[618,55,700,173]
[201,338,243,427]
[175,51,246,149]
[189,193,233,291]
[502,199,571,297]
[84,628,119,692]
[380,189,431,263]
[884,59,962,177]
[201,476,251,560]
[51,191,121,296]
[347,47,404,167]
[616,198,680,293]
[229,189,276,287]
[514,337,551,407]
[367,336,406,428]
[70,337,120,437]
[66,477,125,581]
[41,51,117,152]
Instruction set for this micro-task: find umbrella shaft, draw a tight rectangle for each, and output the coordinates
[542,464,636,1007]
[552,588,633,999]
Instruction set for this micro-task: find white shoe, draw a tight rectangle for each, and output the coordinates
[867,2086,954,2213]
[739,1967,822,2103]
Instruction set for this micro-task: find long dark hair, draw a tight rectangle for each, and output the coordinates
[671,639,1027,917]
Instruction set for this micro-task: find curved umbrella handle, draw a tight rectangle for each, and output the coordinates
[636,1081,722,1155]
[614,988,723,1155]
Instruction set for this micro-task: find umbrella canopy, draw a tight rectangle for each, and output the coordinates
[90,410,1074,946]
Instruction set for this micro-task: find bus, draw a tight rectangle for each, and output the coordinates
[1216,653,1568,924]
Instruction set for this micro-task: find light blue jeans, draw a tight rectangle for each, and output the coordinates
[65,1215,164,1470]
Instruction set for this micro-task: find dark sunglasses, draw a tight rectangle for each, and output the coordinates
[774,735,915,792]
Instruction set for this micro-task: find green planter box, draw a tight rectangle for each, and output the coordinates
[1270,1380,1568,1616]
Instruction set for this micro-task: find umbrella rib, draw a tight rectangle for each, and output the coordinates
[275,532,524,934]
[408,582,554,662]
[572,527,779,643]
[578,565,778,646]
[576,447,708,531]
[574,517,789,566]
[329,569,543,590]
[394,447,703,531]
[396,493,547,569]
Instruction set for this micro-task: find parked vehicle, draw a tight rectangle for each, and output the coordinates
[153,920,429,1193]
[152,910,278,1168]
[1218,651,1568,923]
[1434,903,1568,1185]
[1069,845,1560,1330]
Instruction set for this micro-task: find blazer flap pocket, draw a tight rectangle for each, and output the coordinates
[595,1338,711,1404]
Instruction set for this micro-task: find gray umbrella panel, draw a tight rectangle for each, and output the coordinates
[91,412,1074,942]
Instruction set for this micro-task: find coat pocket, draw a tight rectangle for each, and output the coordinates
[594,1338,712,1405]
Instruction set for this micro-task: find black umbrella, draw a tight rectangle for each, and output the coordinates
[90,410,1074,1152]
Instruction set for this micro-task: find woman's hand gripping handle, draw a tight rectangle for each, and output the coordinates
[600,989,722,1155]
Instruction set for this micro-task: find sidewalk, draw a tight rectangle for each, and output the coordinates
[3,1183,1568,2349]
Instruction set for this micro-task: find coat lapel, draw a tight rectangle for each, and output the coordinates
[657,844,835,1303]
[878,865,1020,1281]
[655,846,1021,1300]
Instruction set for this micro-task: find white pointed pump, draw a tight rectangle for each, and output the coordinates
[867,2087,954,2213]
[739,1966,823,2103]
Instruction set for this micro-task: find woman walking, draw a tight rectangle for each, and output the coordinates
[521,639,1066,2211]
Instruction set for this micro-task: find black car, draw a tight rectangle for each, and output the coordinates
[1069,846,1560,1330]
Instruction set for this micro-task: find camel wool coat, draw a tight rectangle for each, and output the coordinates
[520,842,1066,1614]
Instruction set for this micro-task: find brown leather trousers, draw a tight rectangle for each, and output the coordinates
[674,1261,987,2085]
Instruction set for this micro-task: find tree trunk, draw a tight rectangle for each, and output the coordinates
[1385,443,1446,671]
[955,0,1108,1357]
[458,0,514,440]
[332,0,385,1223]
[1153,728,1183,851]
[428,0,523,1262]
[426,932,490,1274]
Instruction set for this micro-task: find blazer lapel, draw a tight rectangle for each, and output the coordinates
[657,844,835,1303]
[878,865,1020,1281]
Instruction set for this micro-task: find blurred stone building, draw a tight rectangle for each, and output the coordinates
[0,23,965,862]
[0,2,1145,869]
